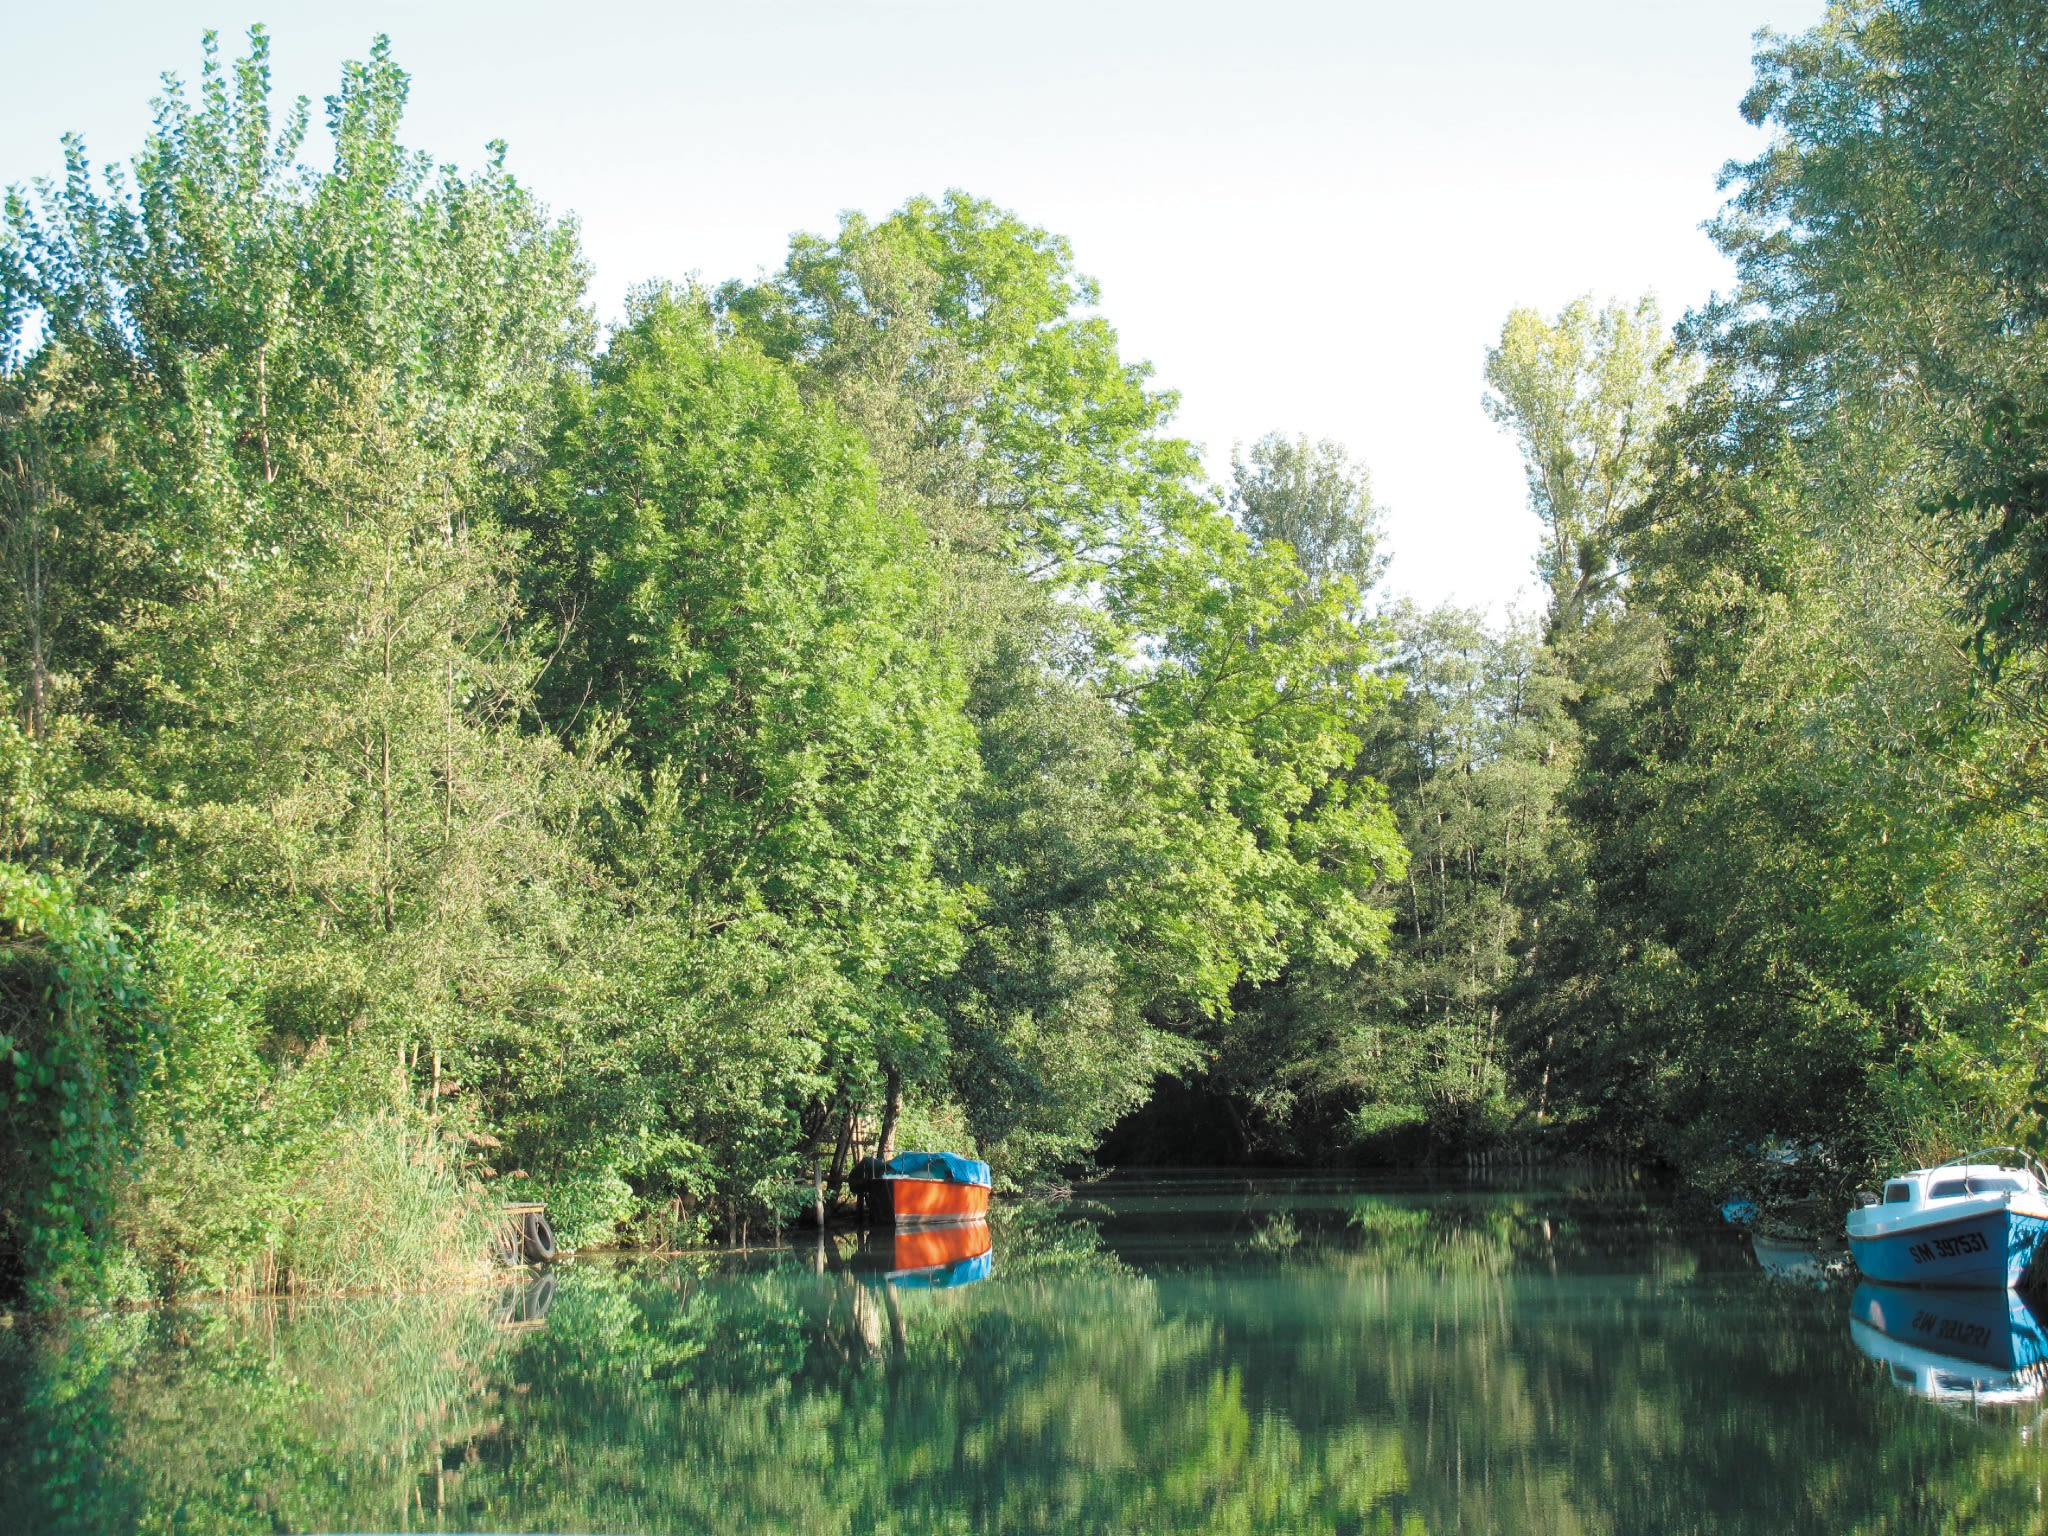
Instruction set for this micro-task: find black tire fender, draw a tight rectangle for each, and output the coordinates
[521,1210,558,1263]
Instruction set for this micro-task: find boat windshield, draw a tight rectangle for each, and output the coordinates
[1885,1182,1913,1203]
[1928,1174,2033,1199]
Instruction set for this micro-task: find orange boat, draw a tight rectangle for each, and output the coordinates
[854,1150,992,1228]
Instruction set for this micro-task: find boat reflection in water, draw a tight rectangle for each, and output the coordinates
[1849,1281,2048,1407]
[1750,1232,1850,1287]
[841,1223,993,1358]
[851,1220,994,1290]
[883,1222,993,1288]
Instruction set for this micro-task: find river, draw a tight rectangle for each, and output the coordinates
[3,1171,2042,1534]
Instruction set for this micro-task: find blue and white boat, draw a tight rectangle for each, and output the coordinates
[1845,1153,2048,1290]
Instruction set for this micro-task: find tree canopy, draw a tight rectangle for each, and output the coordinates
[7,4,2048,1301]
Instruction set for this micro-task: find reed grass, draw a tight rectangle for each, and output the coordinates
[123,1111,494,1300]
[276,1114,495,1295]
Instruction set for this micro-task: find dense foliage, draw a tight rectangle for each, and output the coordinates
[8,1,2048,1299]
[1129,0,2048,1197]
[0,31,1402,1300]
[1505,0,2048,1187]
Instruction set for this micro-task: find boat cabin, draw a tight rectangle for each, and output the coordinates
[1847,1156,2048,1289]
[1874,1165,2041,1210]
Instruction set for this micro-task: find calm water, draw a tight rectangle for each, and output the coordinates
[5,1173,2047,1534]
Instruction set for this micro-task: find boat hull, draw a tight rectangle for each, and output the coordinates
[881,1176,990,1227]
[1848,1206,2048,1289]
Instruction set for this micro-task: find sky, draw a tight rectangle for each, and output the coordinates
[2,0,1830,616]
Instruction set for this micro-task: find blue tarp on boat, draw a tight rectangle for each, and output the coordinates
[881,1150,991,1187]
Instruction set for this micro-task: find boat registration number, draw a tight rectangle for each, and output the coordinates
[1907,1231,1989,1264]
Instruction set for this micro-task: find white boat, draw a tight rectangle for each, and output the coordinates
[1846,1151,2048,1290]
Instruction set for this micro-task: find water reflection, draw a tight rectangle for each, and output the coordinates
[8,1177,2048,1534]
[494,1270,558,1332]
[1750,1231,1850,1288]
[856,1223,994,1289]
[1850,1282,2048,1409]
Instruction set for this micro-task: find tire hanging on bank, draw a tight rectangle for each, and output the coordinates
[521,1209,558,1263]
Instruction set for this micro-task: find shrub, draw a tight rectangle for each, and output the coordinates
[0,865,155,1307]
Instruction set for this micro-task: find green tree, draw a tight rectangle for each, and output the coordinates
[1483,296,1686,635]
[1107,499,1405,1017]
[0,28,601,1292]
[528,287,977,1206]
[0,866,153,1304]
[1229,432,1384,602]
[727,196,1407,1174]
[1499,0,2048,1177]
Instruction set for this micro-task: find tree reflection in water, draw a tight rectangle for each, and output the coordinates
[4,1181,2047,1534]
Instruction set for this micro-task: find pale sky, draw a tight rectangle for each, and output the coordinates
[4,1,1828,616]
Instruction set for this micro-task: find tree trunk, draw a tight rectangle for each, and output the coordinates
[826,1103,856,1200]
[877,1067,903,1163]
[379,553,396,934]
[6,444,51,745]
[1223,1094,1253,1160]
